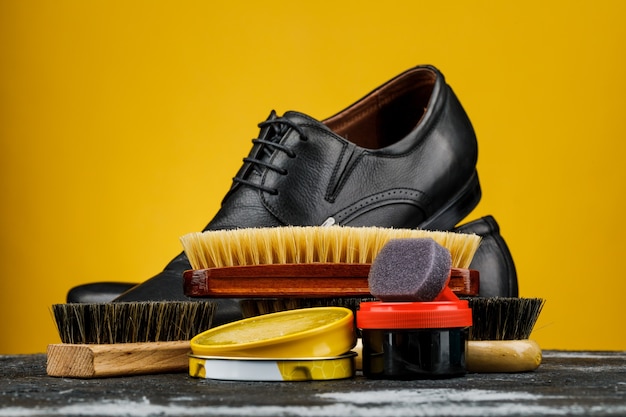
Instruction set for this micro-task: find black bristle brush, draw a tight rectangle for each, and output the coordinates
[47,300,216,378]
[464,297,546,372]
[240,297,372,318]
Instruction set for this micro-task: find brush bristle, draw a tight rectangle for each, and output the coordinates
[239,297,372,318]
[466,297,545,341]
[181,226,481,270]
[51,301,216,344]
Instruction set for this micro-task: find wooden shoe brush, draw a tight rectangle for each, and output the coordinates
[47,300,216,378]
[465,296,546,372]
[179,225,481,315]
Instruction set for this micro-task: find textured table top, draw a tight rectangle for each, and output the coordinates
[1,351,625,417]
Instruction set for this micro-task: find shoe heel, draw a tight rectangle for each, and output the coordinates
[454,215,519,297]
[420,171,481,230]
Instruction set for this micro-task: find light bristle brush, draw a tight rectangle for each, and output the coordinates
[47,301,216,378]
[180,226,481,316]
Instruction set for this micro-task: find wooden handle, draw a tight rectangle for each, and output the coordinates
[183,264,479,297]
[352,339,541,373]
[46,341,190,378]
[466,339,542,373]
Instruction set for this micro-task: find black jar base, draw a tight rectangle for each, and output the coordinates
[361,328,468,380]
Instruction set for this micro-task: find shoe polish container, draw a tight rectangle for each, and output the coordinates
[356,299,472,379]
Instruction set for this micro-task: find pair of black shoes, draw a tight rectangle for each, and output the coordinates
[68,66,518,324]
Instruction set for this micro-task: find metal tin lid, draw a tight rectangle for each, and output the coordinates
[356,300,472,329]
[190,307,356,358]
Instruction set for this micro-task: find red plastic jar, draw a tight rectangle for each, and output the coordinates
[357,299,472,379]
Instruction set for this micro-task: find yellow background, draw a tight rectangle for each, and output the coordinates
[1,1,625,354]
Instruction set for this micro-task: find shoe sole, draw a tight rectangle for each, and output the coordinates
[419,170,481,231]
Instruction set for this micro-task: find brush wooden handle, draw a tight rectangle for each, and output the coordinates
[351,339,541,373]
[466,340,542,373]
[183,264,479,297]
[46,341,190,378]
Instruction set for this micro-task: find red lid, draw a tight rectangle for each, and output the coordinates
[356,300,472,329]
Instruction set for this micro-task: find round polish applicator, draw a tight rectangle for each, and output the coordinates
[367,238,452,302]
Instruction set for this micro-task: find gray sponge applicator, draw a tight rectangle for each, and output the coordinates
[368,238,452,302]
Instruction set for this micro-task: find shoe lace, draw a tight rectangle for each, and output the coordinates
[233,112,308,195]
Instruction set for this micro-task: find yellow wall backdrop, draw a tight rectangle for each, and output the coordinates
[1,1,625,353]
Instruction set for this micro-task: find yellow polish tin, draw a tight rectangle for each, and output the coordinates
[190,307,356,358]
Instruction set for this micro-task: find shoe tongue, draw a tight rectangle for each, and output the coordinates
[226,110,334,201]
[233,111,306,181]
[254,110,333,163]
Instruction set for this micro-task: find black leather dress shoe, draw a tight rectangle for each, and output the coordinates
[79,65,482,324]
[453,215,518,297]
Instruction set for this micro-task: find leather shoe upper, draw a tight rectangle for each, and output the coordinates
[208,65,480,232]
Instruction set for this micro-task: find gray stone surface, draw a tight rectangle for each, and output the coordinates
[1,351,625,416]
